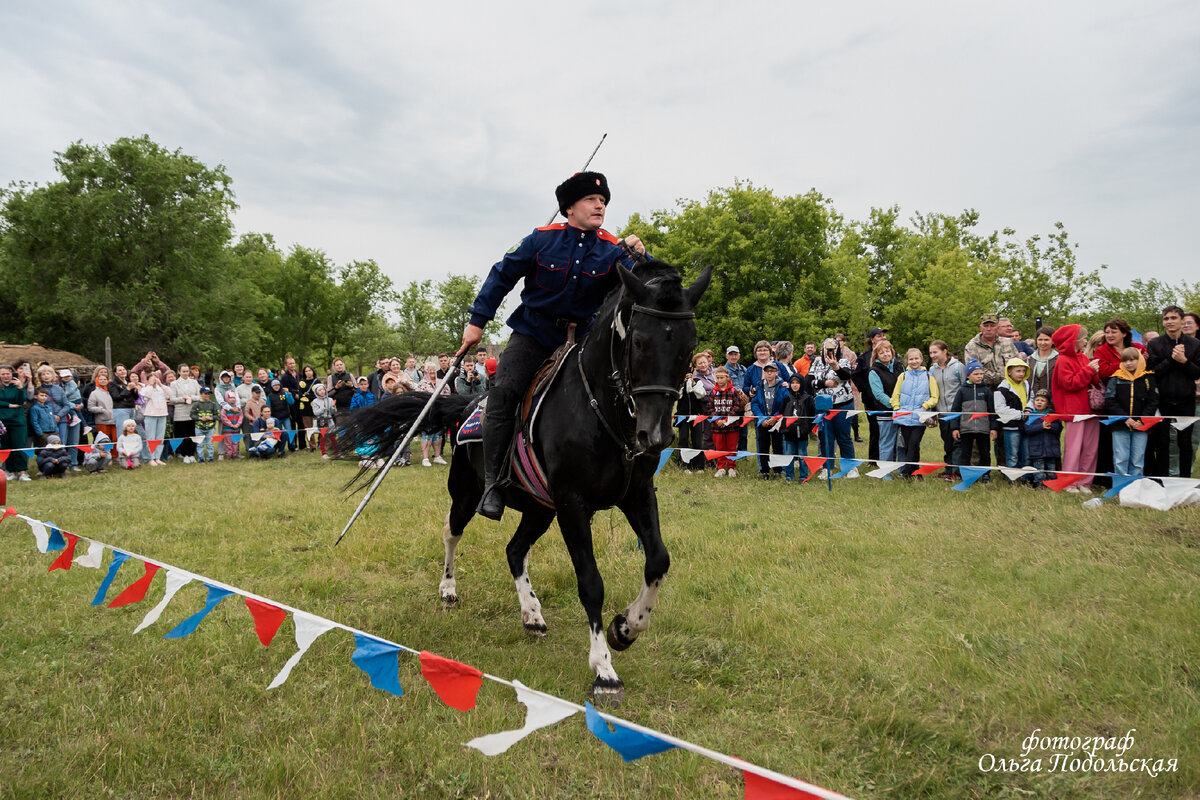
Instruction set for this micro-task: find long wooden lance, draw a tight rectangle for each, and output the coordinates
[545,132,607,225]
[335,351,466,546]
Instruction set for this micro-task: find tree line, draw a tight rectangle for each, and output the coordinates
[2,137,1195,369]
[0,136,500,369]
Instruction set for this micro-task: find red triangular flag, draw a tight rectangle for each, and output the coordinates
[800,456,826,483]
[1042,472,1085,492]
[693,415,709,424]
[0,449,9,462]
[703,449,726,462]
[1,507,17,523]
[892,410,912,418]
[212,435,226,443]
[108,562,162,607]
[244,597,287,646]
[784,416,799,428]
[77,444,93,454]
[319,427,328,435]
[823,411,837,420]
[740,416,752,427]
[419,650,483,711]
[1134,416,1166,431]
[271,431,282,440]
[147,439,163,453]
[744,769,825,799]
[968,412,989,421]
[810,425,820,435]
[49,533,80,571]
[913,462,945,476]
[1043,413,1070,424]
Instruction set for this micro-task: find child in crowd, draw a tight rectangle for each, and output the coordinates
[951,359,998,479]
[250,413,285,458]
[891,347,939,478]
[708,366,749,477]
[36,434,72,478]
[30,387,57,446]
[750,362,789,479]
[58,369,84,468]
[780,371,814,482]
[220,390,243,460]
[191,385,220,463]
[350,376,375,409]
[244,385,266,431]
[310,382,335,457]
[116,419,143,469]
[1022,389,1062,487]
[994,357,1031,476]
[1104,347,1159,477]
[83,432,112,473]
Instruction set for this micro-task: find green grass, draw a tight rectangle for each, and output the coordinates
[1,442,1198,800]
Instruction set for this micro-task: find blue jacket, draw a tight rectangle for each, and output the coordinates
[1022,413,1062,460]
[30,402,57,436]
[350,389,376,410]
[750,379,790,419]
[742,361,791,395]
[468,223,638,350]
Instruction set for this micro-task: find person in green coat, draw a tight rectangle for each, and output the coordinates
[0,364,32,480]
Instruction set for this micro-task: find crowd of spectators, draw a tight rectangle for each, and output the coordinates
[676,307,1200,489]
[0,348,497,480]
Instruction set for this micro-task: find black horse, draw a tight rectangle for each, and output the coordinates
[340,259,711,702]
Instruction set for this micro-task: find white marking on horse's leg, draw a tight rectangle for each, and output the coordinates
[514,551,546,634]
[625,576,663,635]
[590,627,620,682]
[439,512,461,603]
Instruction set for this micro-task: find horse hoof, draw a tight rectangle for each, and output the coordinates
[591,677,625,706]
[606,614,636,651]
[523,622,548,637]
[440,593,458,608]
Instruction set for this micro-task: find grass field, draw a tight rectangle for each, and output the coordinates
[1,442,1198,800]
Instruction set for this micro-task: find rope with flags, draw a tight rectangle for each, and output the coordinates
[0,507,851,800]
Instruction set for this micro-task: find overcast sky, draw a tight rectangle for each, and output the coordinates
[4,1,1198,297]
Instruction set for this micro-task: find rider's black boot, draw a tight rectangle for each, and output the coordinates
[477,387,519,521]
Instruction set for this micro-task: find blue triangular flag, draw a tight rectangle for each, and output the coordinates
[46,522,66,552]
[1103,474,1140,499]
[941,413,962,422]
[673,415,685,426]
[585,701,676,762]
[654,449,674,476]
[286,430,297,443]
[1101,416,1129,427]
[100,442,114,452]
[164,584,235,638]
[832,459,864,479]
[167,438,184,452]
[231,434,244,444]
[92,551,132,606]
[952,466,990,491]
[350,633,404,696]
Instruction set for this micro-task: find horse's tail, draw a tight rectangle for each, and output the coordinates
[336,391,475,491]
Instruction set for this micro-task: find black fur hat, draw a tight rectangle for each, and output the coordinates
[555,171,610,214]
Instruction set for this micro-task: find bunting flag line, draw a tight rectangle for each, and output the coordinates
[800,457,827,483]
[5,510,875,800]
[952,466,990,491]
[1042,472,1086,492]
[831,459,863,479]
[48,533,80,571]
[912,462,945,477]
[867,462,902,479]
[1103,475,1141,499]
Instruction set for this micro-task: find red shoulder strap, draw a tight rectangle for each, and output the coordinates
[597,228,620,244]
[536,223,567,232]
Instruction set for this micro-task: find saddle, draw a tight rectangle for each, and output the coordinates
[456,339,577,510]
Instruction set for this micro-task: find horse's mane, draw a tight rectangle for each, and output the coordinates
[592,259,686,329]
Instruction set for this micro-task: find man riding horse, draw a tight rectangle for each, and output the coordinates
[460,171,646,521]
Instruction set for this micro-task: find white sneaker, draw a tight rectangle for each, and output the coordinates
[322,454,331,460]
[18,472,32,481]
[845,468,860,479]
[727,468,737,478]
[714,468,726,478]
[433,456,447,465]
[3,471,12,481]
[422,458,432,467]
[815,469,829,480]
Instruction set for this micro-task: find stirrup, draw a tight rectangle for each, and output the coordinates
[477,483,505,521]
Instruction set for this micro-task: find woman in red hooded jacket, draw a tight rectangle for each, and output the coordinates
[1052,323,1102,491]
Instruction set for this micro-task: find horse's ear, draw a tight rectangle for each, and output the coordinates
[684,265,714,309]
[617,264,648,305]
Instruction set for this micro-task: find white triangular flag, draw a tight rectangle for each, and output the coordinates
[74,540,105,569]
[917,411,937,424]
[191,436,205,445]
[133,570,194,634]
[465,680,579,756]
[868,461,903,478]
[250,433,264,443]
[267,611,337,690]
[1071,414,1096,422]
[999,467,1037,483]
[678,448,702,463]
[1171,416,1199,431]
[27,519,49,553]
[767,454,793,469]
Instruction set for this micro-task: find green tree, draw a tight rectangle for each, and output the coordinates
[0,135,249,364]
[1086,278,1180,335]
[394,279,440,357]
[622,181,838,351]
[318,259,396,365]
[432,275,503,352]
